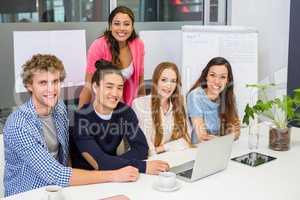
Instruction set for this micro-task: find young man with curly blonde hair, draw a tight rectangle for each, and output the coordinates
[3,54,139,197]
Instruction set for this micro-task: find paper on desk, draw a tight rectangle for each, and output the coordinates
[99,194,129,200]
[148,148,197,168]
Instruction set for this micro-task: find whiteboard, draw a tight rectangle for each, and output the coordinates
[13,30,86,93]
[181,25,258,118]
[139,30,181,80]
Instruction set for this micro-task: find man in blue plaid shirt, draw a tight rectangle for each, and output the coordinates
[3,54,140,197]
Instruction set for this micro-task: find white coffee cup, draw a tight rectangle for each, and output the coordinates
[45,185,65,200]
[158,172,176,188]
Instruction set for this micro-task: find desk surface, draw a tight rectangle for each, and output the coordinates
[4,124,300,200]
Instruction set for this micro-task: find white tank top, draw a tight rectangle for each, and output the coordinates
[121,63,134,80]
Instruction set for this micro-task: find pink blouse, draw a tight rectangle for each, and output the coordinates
[86,36,145,106]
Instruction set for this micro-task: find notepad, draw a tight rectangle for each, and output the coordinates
[99,194,129,200]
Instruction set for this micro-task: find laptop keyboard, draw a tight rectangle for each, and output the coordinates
[178,168,193,179]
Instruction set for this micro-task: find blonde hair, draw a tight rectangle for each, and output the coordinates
[22,54,66,89]
[151,62,191,147]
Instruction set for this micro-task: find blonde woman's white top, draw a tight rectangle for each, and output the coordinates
[132,95,190,156]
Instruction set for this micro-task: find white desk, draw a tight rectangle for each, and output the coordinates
[3,125,300,200]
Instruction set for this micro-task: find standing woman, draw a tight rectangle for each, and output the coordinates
[132,62,191,156]
[79,6,145,107]
[186,57,240,143]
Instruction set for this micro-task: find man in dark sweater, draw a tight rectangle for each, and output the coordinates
[71,60,169,176]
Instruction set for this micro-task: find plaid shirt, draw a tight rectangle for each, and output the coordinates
[3,98,72,197]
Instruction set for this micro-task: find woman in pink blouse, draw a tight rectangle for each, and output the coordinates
[79,6,145,107]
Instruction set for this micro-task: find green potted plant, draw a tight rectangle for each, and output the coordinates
[243,83,300,151]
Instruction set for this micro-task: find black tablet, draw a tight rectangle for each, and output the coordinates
[231,152,276,167]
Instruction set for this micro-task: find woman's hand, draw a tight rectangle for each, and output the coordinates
[198,133,216,141]
[225,119,241,140]
[191,117,215,142]
[155,145,166,154]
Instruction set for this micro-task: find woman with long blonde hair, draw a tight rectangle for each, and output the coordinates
[132,62,191,156]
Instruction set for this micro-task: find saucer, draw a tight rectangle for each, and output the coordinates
[152,180,182,192]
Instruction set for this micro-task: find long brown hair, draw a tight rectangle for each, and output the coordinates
[151,62,191,147]
[103,6,138,66]
[188,57,238,127]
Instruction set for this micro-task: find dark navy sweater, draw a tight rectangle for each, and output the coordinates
[70,102,149,172]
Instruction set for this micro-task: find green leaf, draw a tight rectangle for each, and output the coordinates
[293,112,300,124]
[273,96,293,119]
[253,100,273,113]
[285,96,294,119]
[294,88,300,94]
[293,88,300,104]
[242,104,254,125]
[243,86,300,128]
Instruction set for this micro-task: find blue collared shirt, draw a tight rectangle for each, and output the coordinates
[3,98,72,197]
[187,87,220,143]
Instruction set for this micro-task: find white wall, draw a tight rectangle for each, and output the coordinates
[230,0,290,95]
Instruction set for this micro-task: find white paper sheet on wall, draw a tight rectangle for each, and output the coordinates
[13,30,86,93]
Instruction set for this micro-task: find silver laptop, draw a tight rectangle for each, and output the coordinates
[170,134,234,182]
